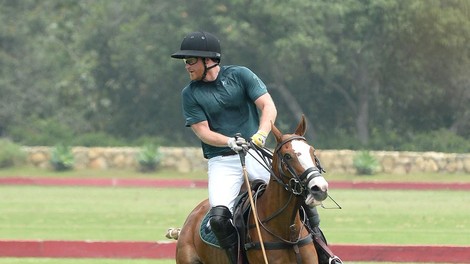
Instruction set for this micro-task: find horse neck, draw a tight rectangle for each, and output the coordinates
[257,162,304,239]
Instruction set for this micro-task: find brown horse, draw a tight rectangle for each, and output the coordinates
[168,116,329,264]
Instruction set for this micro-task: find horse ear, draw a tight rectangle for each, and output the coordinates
[294,115,307,136]
[271,120,283,143]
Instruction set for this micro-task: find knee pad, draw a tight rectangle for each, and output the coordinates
[209,205,234,234]
[209,206,237,248]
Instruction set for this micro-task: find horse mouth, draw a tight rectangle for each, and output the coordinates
[305,186,328,206]
[312,189,328,201]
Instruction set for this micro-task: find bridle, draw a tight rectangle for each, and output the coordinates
[244,135,326,254]
[272,135,325,198]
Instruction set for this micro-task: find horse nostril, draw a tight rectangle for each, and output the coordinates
[310,186,328,201]
[311,186,321,192]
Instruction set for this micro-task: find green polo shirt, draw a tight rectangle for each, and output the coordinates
[182,65,268,159]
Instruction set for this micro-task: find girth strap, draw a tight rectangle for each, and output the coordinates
[244,234,313,251]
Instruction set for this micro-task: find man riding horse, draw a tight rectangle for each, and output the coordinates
[171,31,333,263]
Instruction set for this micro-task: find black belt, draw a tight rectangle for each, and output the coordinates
[220,150,237,156]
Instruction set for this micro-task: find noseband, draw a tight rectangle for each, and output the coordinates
[273,135,324,197]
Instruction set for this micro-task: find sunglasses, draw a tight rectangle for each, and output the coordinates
[183,57,198,65]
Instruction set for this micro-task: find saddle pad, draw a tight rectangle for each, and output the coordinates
[198,185,265,249]
[199,211,221,248]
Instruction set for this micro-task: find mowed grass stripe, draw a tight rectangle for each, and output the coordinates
[320,189,470,245]
[0,186,469,245]
[0,186,207,241]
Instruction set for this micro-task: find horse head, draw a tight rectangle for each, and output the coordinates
[271,115,328,206]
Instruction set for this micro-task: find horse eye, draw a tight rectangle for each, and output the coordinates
[284,153,292,160]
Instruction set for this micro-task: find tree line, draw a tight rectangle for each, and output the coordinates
[1,0,469,152]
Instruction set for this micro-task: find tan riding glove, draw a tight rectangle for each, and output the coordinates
[251,131,268,147]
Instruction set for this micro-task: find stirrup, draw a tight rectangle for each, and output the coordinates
[329,256,343,264]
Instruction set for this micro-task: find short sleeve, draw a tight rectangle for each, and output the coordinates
[182,86,206,127]
[238,67,268,101]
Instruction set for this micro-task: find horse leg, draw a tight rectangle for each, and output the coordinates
[176,221,203,264]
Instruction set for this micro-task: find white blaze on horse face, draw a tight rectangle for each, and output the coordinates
[291,140,329,203]
[291,140,316,169]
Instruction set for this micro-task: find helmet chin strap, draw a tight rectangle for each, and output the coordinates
[201,58,219,81]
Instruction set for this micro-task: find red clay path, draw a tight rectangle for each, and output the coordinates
[0,240,469,263]
[2,176,470,190]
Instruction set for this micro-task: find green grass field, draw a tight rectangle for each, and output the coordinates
[0,167,469,263]
[0,186,469,244]
[0,186,206,241]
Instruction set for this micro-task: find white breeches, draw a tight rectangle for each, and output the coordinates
[207,149,270,213]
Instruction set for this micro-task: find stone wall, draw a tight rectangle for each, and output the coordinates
[317,150,470,174]
[23,147,470,174]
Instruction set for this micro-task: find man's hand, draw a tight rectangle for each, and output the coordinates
[227,137,247,152]
[251,130,267,147]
